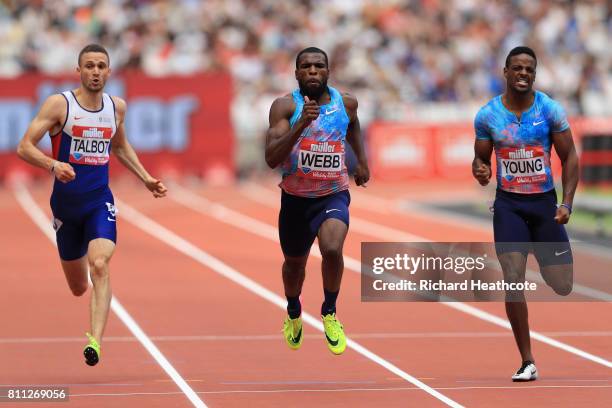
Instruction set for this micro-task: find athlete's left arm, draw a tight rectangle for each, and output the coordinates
[343,93,370,187]
[552,128,579,224]
[110,97,167,198]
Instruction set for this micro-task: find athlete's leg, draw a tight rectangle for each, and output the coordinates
[54,213,89,296]
[278,191,315,350]
[540,263,573,296]
[281,253,308,350]
[283,254,309,299]
[60,256,89,297]
[314,190,350,315]
[314,190,350,355]
[317,218,348,313]
[498,252,534,363]
[316,218,349,355]
[529,192,573,296]
[87,238,115,343]
[279,190,317,317]
[494,192,534,364]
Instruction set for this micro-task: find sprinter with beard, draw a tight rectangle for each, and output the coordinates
[265,47,369,355]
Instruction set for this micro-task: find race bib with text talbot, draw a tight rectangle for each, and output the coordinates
[297,139,344,180]
[499,146,547,188]
[69,125,113,165]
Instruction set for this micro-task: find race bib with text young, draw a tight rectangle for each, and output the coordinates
[499,146,547,188]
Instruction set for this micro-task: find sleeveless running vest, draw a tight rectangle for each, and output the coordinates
[51,91,117,195]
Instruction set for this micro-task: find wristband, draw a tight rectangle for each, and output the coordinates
[50,161,56,174]
[559,203,572,214]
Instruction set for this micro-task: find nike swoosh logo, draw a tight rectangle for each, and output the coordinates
[555,250,569,256]
[325,108,338,115]
[533,120,545,126]
[326,209,341,214]
[74,116,84,120]
[325,333,338,347]
[107,217,116,222]
[291,328,302,344]
[52,218,63,231]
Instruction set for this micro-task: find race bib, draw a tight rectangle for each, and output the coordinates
[69,125,113,165]
[499,146,547,188]
[297,140,344,180]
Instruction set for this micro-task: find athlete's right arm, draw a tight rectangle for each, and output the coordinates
[264,95,318,168]
[472,140,493,186]
[472,109,493,186]
[16,95,75,183]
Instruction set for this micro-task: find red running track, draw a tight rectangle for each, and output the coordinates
[0,178,610,407]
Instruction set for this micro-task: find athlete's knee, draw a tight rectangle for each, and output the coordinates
[319,244,343,261]
[70,283,88,297]
[500,258,525,283]
[283,257,306,274]
[89,256,109,278]
[505,272,522,284]
[551,281,573,296]
[541,265,573,296]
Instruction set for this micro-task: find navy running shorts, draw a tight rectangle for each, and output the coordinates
[50,186,117,261]
[279,189,350,257]
[493,189,572,266]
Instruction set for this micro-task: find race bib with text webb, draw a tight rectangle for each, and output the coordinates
[297,139,344,180]
[69,125,113,165]
[499,146,547,188]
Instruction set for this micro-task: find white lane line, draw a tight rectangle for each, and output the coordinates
[3,330,611,344]
[116,197,464,408]
[356,190,612,300]
[63,383,612,398]
[12,184,207,408]
[181,183,612,369]
[441,302,612,368]
[244,182,612,301]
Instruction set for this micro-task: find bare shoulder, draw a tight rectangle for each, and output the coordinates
[110,96,127,123]
[43,93,67,112]
[36,94,67,121]
[269,94,296,125]
[270,93,295,113]
[110,96,127,114]
[341,92,358,111]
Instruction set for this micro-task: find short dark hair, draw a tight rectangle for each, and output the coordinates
[78,44,110,66]
[296,47,328,69]
[505,46,537,68]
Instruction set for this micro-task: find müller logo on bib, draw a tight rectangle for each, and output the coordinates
[499,146,547,187]
[69,125,113,165]
[298,139,344,180]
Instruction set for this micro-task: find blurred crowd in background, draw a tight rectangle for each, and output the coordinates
[1,0,610,166]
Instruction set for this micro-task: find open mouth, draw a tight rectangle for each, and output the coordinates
[516,78,529,87]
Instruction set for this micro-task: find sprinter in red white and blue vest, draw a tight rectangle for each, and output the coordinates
[17,44,167,367]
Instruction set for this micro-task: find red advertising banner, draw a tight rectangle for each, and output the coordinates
[434,123,475,178]
[0,72,234,182]
[368,122,471,181]
[367,123,436,181]
[367,119,611,183]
